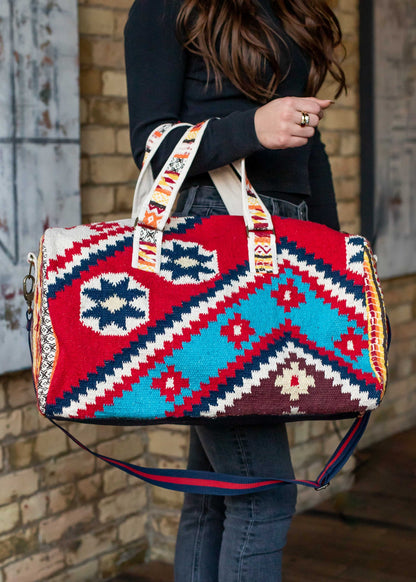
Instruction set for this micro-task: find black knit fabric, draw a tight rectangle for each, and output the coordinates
[124,0,340,229]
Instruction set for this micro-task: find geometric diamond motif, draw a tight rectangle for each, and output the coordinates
[160,240,218,285]
[272,278,306,313]
[334,327,367,361]
[151,366,189,402]
[220,313,256,350]
[80,273,149,336]
[274,361,316,401]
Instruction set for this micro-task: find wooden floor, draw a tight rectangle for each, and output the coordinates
[114,427,416,582]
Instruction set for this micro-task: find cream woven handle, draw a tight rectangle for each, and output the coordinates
[131,122,192,219]
[132,123,261,217]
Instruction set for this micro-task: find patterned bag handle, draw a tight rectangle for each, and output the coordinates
[132,122,245,217]
[131,122,192,218]
[131,120,278,275]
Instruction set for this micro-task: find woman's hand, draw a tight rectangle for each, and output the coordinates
[254,97,334,149]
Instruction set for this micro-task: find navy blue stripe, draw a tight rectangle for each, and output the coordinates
[279,238,365,303]
[166,216,203,234]
[48,235,133,300]
[47,217,202,300]
[47,231,362,302]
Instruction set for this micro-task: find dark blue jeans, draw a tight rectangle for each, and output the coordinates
[174,185,309,220]
[173,186,307,582]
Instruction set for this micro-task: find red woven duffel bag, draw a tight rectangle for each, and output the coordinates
[24,120,390,494]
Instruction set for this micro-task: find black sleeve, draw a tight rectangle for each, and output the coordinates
[307,129,340,231]
[124,0,264,176]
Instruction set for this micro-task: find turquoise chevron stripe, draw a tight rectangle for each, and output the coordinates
[96,372,177,419]
[95,268,372,420]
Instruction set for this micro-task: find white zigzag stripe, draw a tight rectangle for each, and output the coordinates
[46,225,133,287]
[45,217,198,287]
[278,249,367,315]
[346,237,365,276]
[200,342,379,418]
[43,219,130,263]
[43,224,102,263]
[59,270,257,418]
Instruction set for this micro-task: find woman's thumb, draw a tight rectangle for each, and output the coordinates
[313,98,335,108]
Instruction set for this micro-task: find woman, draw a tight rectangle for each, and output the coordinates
[124,1,346,580]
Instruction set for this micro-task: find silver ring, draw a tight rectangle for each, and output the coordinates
[300,112,310,127]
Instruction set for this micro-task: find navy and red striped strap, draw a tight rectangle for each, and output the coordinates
[48,412,370,495]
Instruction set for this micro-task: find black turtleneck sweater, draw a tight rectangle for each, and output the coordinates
[124,0,340,229]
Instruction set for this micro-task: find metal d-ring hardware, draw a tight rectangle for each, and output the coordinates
[23,260,36,313]
[315,482,330,491]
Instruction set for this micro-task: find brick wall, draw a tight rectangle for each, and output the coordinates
[0,369,149,581]
[0,3,147,582]
[79,0,136,225]
[1,0,415,578]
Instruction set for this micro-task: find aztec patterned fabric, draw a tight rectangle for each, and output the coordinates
[31,212,388,424]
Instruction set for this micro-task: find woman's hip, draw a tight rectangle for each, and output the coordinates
[174,185,308,220]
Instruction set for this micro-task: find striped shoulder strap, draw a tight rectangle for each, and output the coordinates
[48,414,370,495]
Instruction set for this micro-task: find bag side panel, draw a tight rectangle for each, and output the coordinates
[363,243,389,398]
[36,236,59,415]
[31,237,44,402]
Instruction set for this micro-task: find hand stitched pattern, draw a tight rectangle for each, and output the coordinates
[151,366,190,403]
[271,278,306,313]
[274,361,316,402]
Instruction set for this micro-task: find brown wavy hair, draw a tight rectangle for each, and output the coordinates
[176,0,347,103]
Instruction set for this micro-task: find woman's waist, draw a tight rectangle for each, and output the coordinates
[176,184,309,221]
[181,175,310,206]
